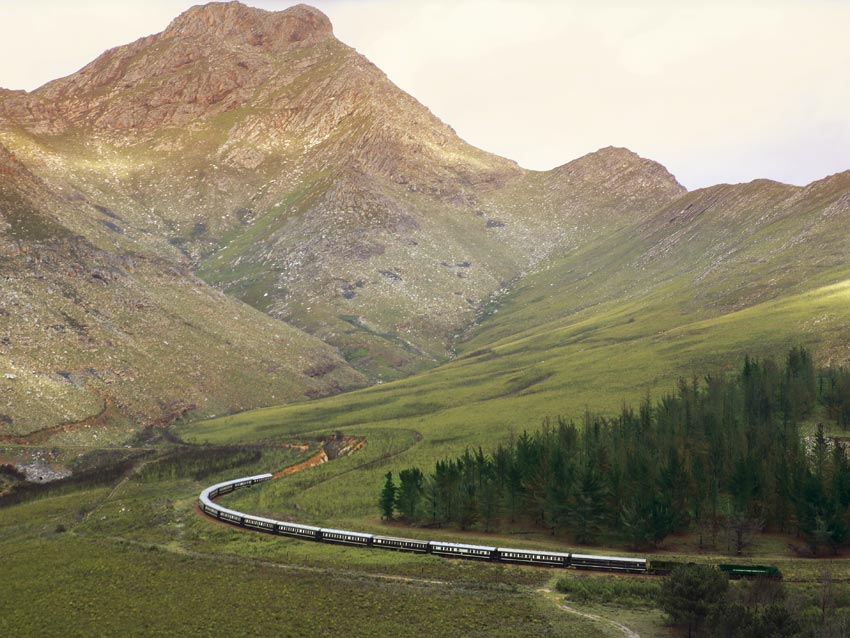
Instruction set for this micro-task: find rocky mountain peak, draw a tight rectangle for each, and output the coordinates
[552,146,687,197]
[164,1,333,48]
[0,2,339,133]
[0,88,24,99]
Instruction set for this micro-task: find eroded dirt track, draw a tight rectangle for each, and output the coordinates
[273,448,328,477]
[0,398,117,445]
[272,436,365,478]
[560,604,640,638]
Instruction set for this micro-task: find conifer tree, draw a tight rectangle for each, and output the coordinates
[379,471,396,521]
[659,564,728,638]
[396,467,424,521]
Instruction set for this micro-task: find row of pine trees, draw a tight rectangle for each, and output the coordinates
[380,348,850,553]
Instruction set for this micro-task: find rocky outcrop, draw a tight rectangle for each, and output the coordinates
[0,3,332,132]
[164,2,333,45]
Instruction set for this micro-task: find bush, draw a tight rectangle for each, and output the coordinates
[658,564,728,637]
[556,574,660,608]
[137,446,261,482]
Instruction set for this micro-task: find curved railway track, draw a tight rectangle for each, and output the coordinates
[198,472,786,579]
[198,473,650,573]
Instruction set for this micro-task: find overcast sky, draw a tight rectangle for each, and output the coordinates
[1,0,848,190]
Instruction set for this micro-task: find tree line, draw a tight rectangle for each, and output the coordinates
[380,348,850,553]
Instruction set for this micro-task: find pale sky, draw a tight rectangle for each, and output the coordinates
[1,0,849,190]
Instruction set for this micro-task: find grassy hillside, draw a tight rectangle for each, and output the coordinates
[179,276,850,523]
[181,172,850,530]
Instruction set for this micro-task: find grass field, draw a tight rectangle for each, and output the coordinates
[170,231,850,635]
[1,462,618,637]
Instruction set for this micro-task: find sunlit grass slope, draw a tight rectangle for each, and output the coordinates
[182,174,850,526]
[181,281,850,526]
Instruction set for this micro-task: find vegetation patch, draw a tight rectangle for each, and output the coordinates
[0,450,148,508]
[137,445,263,482]
[556,574,660,608]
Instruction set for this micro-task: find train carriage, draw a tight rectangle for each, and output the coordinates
[218,509,244,525]
[373,535,430,553]
[719,564,783,580]
[570,553,647,573]
[320,528,373,546]
[243,515,278,533]
[429,541,496,560]
[497,547,571,567]
[276,521,320,539]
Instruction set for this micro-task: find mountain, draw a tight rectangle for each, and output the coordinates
[1,2,848,445]
[0,139,365,444]
[0,3,683,384]
[514,166,850,351]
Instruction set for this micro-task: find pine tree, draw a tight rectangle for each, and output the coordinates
[396,467,424,521]
[659,564,728,638]
[379,471,397,521]
[571,463,606,544]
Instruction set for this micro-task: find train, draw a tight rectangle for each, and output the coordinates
[198,472,780,578]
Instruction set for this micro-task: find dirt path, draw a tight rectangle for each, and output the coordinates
[0,397,117,445]
[272,436,366,478]
[79,454,159,525]
[273,448,328,477]
[559,604,640,638]
[537,588,640,638]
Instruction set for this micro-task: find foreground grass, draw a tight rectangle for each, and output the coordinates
[4,439,849,638]
[1,534,598,638]
[0,483,608,638]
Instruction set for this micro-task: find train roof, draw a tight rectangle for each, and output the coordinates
[572,553,646,564]
[320,527,373,539]
[200,473,273,500]
[243,513,282,526]
[277,520,321,532]
[223,473,274,485]
[373,535,429,544]
[429,540,497,552]
[497,547,572,558]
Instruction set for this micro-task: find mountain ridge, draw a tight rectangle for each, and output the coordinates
[1,2,848,444]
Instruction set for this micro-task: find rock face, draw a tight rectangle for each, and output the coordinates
[1,3,333,133]
[3,2,846,441]
[164,2,333,43]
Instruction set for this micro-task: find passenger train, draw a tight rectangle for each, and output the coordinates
[198,472,780,578]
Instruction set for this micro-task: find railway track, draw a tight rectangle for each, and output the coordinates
[197,472,785,579]
[198,473,650,573]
